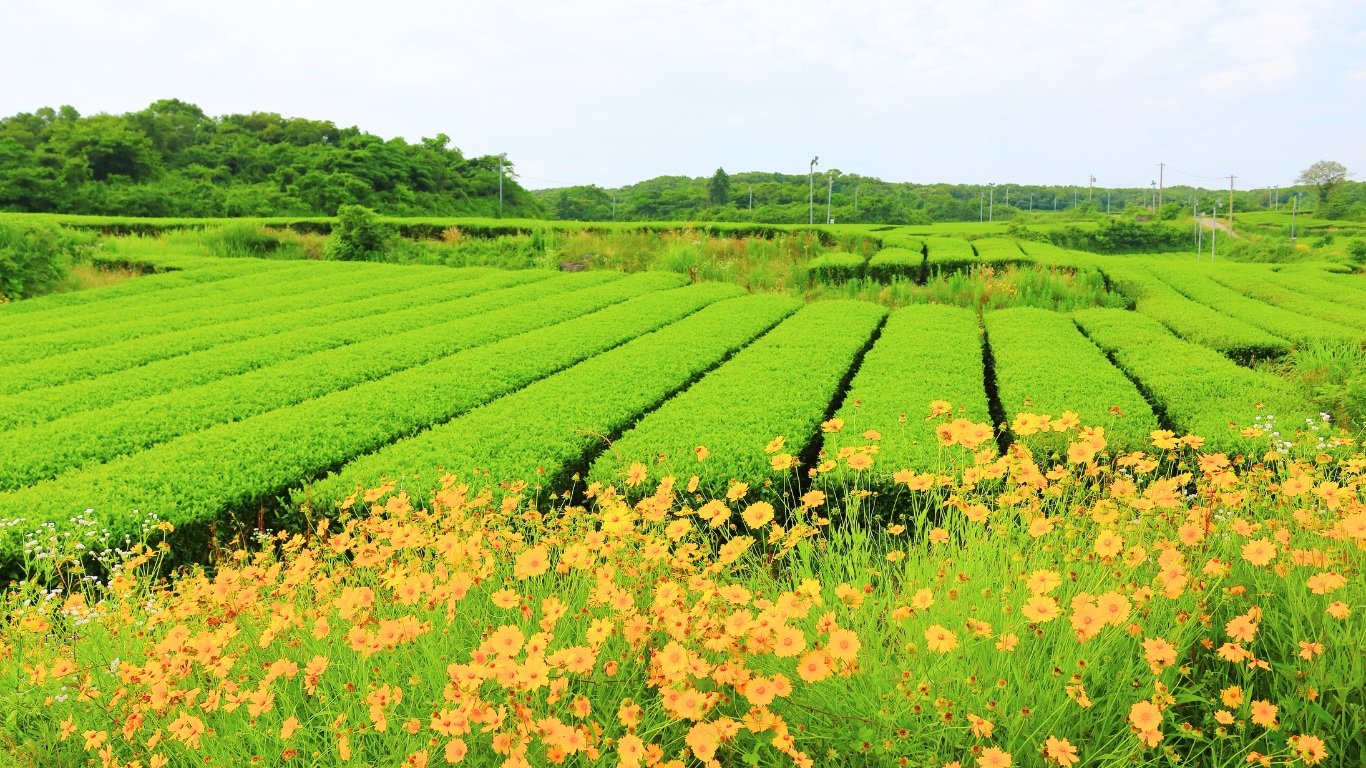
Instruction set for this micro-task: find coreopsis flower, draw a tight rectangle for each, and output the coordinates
[1021,596,1061,623]
[444,738,468,764]
[280,716,301,740]
[1221,686,1244,708]
[912,588,935,611]
[1326,601,1352,619]
[514,544,550,580]
[742,502,775,529]
[726,481,749,501]
[847,452,874,470]
[924,625,958,653]
[1250,700,1279,729]
[1043,736,1079,766]
[1241,538,1278,566]
[1026,570,1062,595]
[1299,641,1324,661]
[977,746,1012,767]
[1291,734,1328,765]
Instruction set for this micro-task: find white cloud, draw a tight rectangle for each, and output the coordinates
[1,0,1363,188]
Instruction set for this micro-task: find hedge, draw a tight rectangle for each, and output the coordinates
[0,259,449,341]
[0,264,482,366]
[984,307,1158,452]
[0,259,298,318]
[0,271,593,431]
[922,237,979,275]
[1265,267,1366,311]
[0,272,661,490]
[1072,308,1319,450]
[0,281,742,566]
[1202,267,1366,330]
[866,246,925,282]
[1146,264,1360,344]
[1101,264,1290,363]
[304,294,804,507]
[805,253,867,283]
[588,299,887,497]
[972,238,1029,267]
[820,304,992,474]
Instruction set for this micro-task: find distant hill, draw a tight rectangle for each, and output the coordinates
[0,99,545,218]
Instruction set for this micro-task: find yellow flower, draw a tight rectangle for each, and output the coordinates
[977,746,1012,768]
[1241,538,1277,566]
[726,481,749,502]
[924,624,958,653]
[912,588,935,611]
[1221,686,1244,708]
[1043,736,1079,767]
[1026,570,1061,595]
[770,453,795,471]
[1250,700,1279,729]
[765,436,786,454]
[1021,596,1061,623]
[514,544,550,580]
[742,502,775,529]
[625,462,648,487]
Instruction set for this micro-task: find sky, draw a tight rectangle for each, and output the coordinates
[3,0,1363,191]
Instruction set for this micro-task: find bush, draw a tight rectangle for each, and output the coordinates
[324,205,392,261]
[0,219,76,301]
[1347,239,1366,269]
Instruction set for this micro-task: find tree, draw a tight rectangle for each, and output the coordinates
[706,167,731,206]
[1296,161,1349,204]
[325,204,392,261]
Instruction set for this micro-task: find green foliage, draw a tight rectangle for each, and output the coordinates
[590,300,887,497]
[866,245,924,282]
[1277,340,1366,429]
[0,100,545,217]
[1202,266,1366,330]
[0,279,735,566]
[822,304,991,473]
[306,294,802,508]
[0,218,82,300]
[1072,308,1319,449]
[1347,239,1366,269]
[1100,263,1290,364]
[971,237,1028,267]
[1146,264,1360,344]
[0,271,561,431]
[0,273,635,490]
[922,237,978,274]
[984,307,1159,451]
[804,252,866,283]
[706,167,731,206]
[1048,217,1191,253]
[551,185,613,221]
[324,205,392,261]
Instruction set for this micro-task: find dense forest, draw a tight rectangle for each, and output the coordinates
[535,169,1366,224]
[0,100,544,217]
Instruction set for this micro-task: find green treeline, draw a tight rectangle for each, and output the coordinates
[0,100,544,218]
[537,170,1366,225]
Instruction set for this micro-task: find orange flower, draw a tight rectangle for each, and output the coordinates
[1021,596,1061,623]
[1291,734,1328,765]
[977,746,1012,768]
[742,502,775,529]
[444,738,468,764]
[797,651,832,683]
[771,625,806,658]
[847,452,874,471]
[625,463,648,487]
[280,716,301,740]
[1043,736,1079,767]
[1026,570,1061,595]
[827,628,861,662]
[1128,700,1163,733]
[726,481,749,501]
[617,734,645,768]
[1298,641,1324,661]
[1093,531,1124,558]
[1221,686,1244,708]
[1326,601,1352,619]
[1241,538,1277,566]
[514,544,550,580]
[924,624,958,653]
[1250,700,1279,729]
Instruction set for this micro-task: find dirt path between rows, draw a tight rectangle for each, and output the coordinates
[1197,217,1240,238]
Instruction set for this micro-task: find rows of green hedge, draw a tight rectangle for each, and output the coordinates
[0,271,590,431]
[0,266,528,394]
[805,252,867,283]
[0,259,296,318]
[0,265,482,366]
[984,307,1158,451]
[922,237,979,274]
[1202,268,1366,330]
[0,259,441,341]
[1146,265,1360,344]
[820,304,992,474]
[866,246,925,282]
[1266,268,1366,311]
[1072,308,1319,450]
[0,282,741,565]
[972,238,1028,267]
[0,273,658,490]
[588,300,887,497]
[305,294,804,507]
[1101,264,1290,363]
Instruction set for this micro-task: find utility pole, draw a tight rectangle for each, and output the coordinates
[1228,175,1235,231]
[1197,209,1203,261]
[1291,194,1299,243]
[1106,189,1111,214]
[1158,163,1164,207]
[1089,175,1096,202]
[749,185,753,217]
[808,157,819,226]
[980,190,984,223]
[988,182,995,222]
[1150,181,1156,212]
[826,172,833,224]
[1192,196,1198,243]
[497,153,507,216]
[612,192,617,221]
[1030,193,1033,212]
[854,186,859,214]
[1211,199,1219,262]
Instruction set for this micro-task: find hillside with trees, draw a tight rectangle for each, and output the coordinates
[0,99,544,218]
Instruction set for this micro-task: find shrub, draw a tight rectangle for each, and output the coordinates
[0,219,76,300]
[804,252,866,283]
[324,205,393,261]
[866,246,924,282]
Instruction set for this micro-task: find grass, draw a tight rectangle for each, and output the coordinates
[2,411,1361,767]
